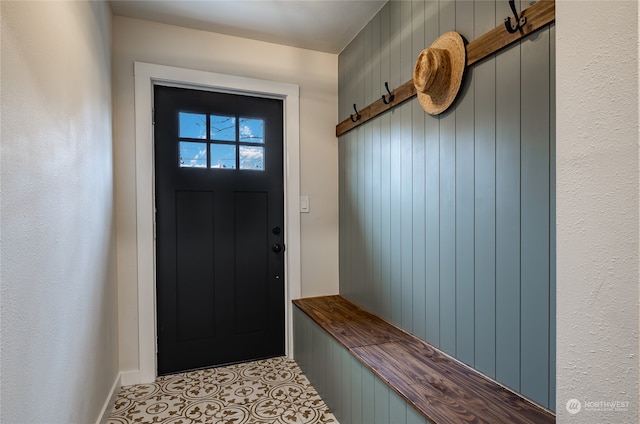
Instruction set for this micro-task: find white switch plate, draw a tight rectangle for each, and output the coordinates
[300,196,310,213]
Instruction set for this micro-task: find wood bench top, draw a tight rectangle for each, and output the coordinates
[293,295,555,424]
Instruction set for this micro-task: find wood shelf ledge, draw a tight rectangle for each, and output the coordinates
[294,295,555,424]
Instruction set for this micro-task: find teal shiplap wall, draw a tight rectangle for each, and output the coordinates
[338,0,556,411]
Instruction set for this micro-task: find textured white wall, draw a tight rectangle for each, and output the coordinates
[0,1,118,423]
[556,1,639,422]
[112,17,339,374]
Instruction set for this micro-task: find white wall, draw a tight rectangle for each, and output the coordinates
[112,17,339,375]
[556,1,639,422]
[0,1,118,423]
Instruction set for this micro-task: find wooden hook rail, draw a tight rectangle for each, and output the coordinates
[336,0,555,137]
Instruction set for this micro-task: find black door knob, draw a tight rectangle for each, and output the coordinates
[272,243,283,253]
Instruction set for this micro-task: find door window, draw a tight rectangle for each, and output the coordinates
[178,111,265,170]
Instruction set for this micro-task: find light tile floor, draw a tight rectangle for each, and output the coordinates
[107,356,337,424]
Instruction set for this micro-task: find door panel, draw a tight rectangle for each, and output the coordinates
[175,190,215,342]
[234,191,269,335]
[154,85,285,375]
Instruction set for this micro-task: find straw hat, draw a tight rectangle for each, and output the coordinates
[413,31,466,115]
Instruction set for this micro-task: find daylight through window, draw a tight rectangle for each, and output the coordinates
[178,112,265,170]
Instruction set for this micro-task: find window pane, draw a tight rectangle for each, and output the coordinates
[239,145,264,170]
[179,112,207,139]
[179,142,207,168]
[210,115,236,141]
[210,143,236,169]
[239,118,264,143]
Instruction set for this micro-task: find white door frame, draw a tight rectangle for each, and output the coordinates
[133,62,301,384]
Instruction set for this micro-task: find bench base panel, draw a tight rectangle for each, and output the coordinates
[294,306,430,424]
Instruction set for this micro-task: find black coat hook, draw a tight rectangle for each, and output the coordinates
[504,0,527,34]
[350,104,361,122]
[382,82,395,104]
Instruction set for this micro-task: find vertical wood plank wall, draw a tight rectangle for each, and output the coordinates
[337,0,556,411]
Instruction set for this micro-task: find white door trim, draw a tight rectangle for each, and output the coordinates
[133,62,301,384]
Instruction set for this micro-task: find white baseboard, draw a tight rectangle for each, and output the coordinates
[96,373,121,424]
[120,370,141,387]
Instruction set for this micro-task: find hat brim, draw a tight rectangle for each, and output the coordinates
[416,31,466,115]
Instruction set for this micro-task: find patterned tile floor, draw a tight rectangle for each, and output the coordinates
[107,356,337,424]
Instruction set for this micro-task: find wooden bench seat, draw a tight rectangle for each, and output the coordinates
[293,295,555,424]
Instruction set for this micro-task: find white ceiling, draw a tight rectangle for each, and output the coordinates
[109,0,387,54]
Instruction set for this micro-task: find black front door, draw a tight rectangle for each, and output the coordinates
[154,85,285,375]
